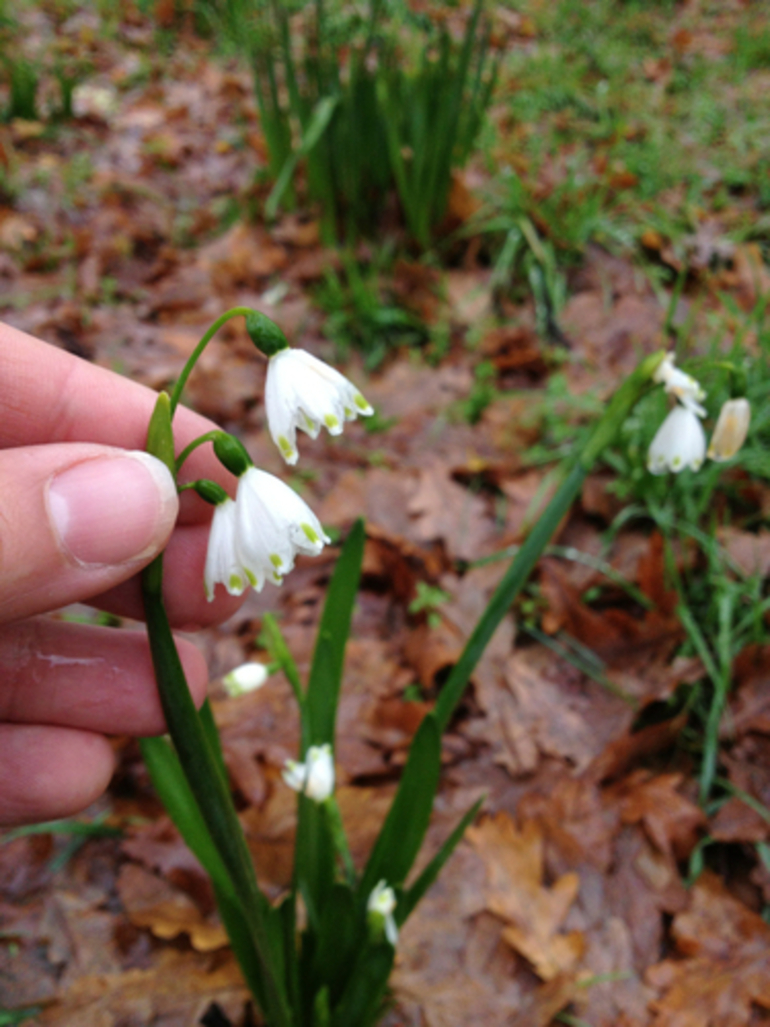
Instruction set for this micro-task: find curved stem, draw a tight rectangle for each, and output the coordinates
[169,307,256,418]
[175,430,223,475]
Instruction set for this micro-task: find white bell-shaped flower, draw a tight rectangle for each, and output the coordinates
[234,466,329,583]
[282,744,335,802]
[204,498,243,600]
[707,398,751,462]
[367,880,399,946]
[265,347,373,465]
[647,405,707,475]
[204,467,329,600]
[222,662,270,697]
[653,353,706,417]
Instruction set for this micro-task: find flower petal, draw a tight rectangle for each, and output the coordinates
[648,405,707,475]
[265,348,373,465]
[204,499,247,600]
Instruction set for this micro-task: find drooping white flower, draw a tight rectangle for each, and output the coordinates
[282,744,335,802]
[222,662,270,697]
[653,353,707,417]
[707,398,751,462]
[234,466,329,582]
[367,880,399,946]
[204,498,243,601]
[204,466,330,600]
[265,347,373,465]
[647,405,707,475]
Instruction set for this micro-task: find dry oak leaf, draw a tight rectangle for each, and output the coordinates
[647,871,770,1027]
[117,863,228,953]
[615,771,706,861]
[467,812,584,980]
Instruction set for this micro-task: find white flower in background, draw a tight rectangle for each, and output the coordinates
[222,662,270,697]
[204,467,329,600]
[647,404,707,475]
[707,398,751,462]
[367,880,399,946]
[653,353,707,417]
[265,347,373,465]
[282,743,335,802]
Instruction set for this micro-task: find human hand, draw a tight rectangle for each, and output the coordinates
[0,321,243,826]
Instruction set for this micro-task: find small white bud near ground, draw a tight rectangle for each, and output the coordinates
[367,879,399,946]
[282,744,335,803]
[222,662,270,697]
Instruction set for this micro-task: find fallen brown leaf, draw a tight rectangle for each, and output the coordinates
[467,812,584,981]
[647,871,770,1026]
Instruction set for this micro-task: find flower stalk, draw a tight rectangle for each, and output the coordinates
[141,553,292,1027]
[434,349,666,732]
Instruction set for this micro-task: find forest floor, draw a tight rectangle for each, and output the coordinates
[2,2,770,1025]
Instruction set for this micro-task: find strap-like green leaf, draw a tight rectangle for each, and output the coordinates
[295,797,336,932]
[266,94,340,219]
[359,713,441,898]
[306,519,365,747]
[308,883,359,1006]
[329,943,394,1027]
[140,736,234,899]
[398,796,483,924]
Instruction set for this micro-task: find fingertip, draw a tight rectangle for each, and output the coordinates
[0,725,115,828]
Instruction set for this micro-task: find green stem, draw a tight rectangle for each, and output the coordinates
[141,558,292,1027]
[324,796,357,885]
[175,430,224,475]
[434,350,666,733]
[169,308,255,417]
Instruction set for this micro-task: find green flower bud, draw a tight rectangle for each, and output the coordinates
[213,433,252,477]
[193,479,229,505]
[245,310,289,358]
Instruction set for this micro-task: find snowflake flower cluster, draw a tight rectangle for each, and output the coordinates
[647,354,750,475]
[203,345,371,598]
[198,334,372,806]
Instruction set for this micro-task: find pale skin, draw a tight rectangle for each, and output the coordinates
[0,321,244,827]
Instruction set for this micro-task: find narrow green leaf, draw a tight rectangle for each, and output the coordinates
[199,698,230,789]
[309,882,359,1005]
[329,943,394,1027]
[433,350,666,735]
[214,882,271,1012]
[262,612,304,706]
[399,796,483,923]
[433,462,587,733]
[266,94,340,219]
[359,714,441,899]
[295,796,336,932]
[140,736,234,899]
[142,737,281,1015]
[306,519,365,746]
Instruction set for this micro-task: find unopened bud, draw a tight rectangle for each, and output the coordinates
[708,398,751,462]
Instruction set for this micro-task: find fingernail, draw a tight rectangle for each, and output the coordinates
[48,451,178,568]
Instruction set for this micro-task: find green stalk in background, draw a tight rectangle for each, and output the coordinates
[434,349,666,731]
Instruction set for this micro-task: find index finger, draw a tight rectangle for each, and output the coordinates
[0,320,230,499]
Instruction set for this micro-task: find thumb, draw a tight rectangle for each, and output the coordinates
[0,444,179,623]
